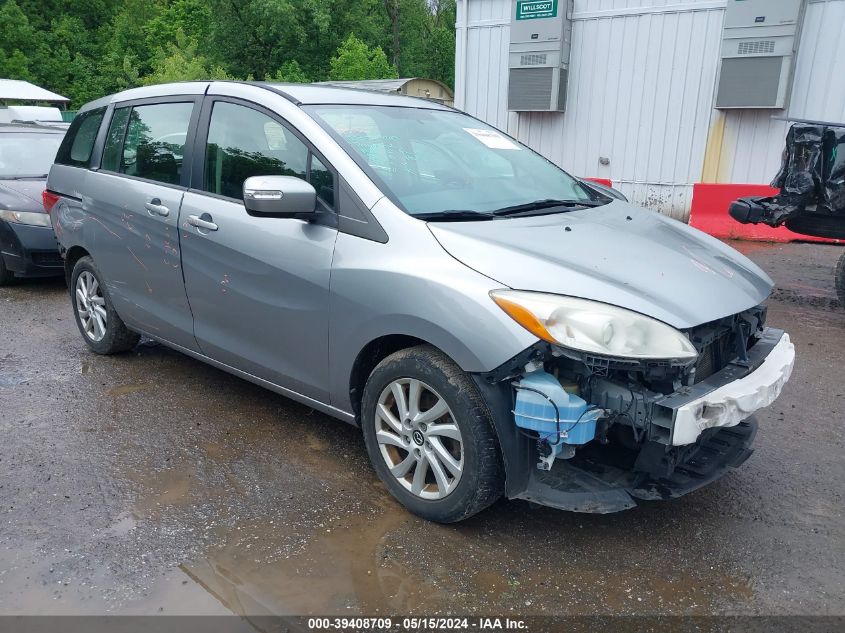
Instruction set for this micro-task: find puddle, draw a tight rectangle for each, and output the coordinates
[131,465,196,515]
[105,383,152,397]
[101,511,138,537]
[0,373,28,387]
[108,370,759,618]
[123,454,757,617]
[0,547,234,616]
[180,503,451,617]
[203,441,229,460]
[178,504,755,617]
[304,432,330,452]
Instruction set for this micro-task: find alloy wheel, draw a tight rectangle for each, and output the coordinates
[75,271,107,342]
[374,378,464,500]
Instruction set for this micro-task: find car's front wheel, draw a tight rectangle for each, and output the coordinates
[361,345,504,523]
[70,256,140,354]
[0,257,13,286]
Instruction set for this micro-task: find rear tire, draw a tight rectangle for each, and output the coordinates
[70,256,140,354]
[361,345,504,523]
[836,250,845,309]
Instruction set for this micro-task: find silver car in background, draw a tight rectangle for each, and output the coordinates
[47,82,795,522]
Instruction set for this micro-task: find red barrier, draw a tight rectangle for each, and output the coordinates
[584,177,613,188]
[689,183,841,244]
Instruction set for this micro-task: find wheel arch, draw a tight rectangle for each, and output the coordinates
[64,245,90,287]
[349,334,430,421]
[340,309,531,422]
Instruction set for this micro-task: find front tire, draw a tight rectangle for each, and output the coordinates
[0,257,13,286]
[70,256,140,354]
[361,345,504,523]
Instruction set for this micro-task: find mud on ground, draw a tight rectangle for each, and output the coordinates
[1,241,843,618]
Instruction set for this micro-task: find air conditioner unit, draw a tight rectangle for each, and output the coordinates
[508,0,571,112]
[715,0,806,109]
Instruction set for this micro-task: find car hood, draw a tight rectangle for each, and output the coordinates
[428,201,773,329]
[0,179,45,212]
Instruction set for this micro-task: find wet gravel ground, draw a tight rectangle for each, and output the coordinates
[0,241,843,618]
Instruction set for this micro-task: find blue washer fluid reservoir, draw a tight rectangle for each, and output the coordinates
[513,371,600,446]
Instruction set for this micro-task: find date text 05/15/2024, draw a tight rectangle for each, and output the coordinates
[306,617,528,630]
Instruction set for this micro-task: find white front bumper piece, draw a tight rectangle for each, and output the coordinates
[672,333,795,446]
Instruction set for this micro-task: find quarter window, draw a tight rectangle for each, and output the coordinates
[310,155,334,208]
[55,107,106,168]
[121,102,193,186]
[203,102,332,207]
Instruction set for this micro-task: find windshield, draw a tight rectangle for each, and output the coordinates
[0,133,64,178]
[305,105,602,217]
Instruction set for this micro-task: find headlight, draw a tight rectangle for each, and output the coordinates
[0,210,52,227]
[490,290,698,360]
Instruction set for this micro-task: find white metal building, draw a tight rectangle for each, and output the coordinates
[454,0,845,221]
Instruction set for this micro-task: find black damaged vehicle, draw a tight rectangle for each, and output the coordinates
[729,122,845,305]
[0,123,65,284]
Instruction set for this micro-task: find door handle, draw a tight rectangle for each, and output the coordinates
[188,214,218,231]
[144,198,170,217]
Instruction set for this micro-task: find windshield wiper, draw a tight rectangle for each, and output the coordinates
[412,210,497,222]
[8,175,49,180]
[491,198,604,217]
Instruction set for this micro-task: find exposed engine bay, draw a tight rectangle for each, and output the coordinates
[479,306,795,513]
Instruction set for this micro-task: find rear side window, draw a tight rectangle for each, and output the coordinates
[121,102,193,186]
[55,107,106,168]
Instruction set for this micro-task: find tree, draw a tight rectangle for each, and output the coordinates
[383,0,400,69]
[207,0,307,80]
[328,33,397,81]
[397,0,456,86]
[143,0,212,56]
[271,61,310,84]
[0,0,455,107]
[0,1,36,80]
[142,33,231,85]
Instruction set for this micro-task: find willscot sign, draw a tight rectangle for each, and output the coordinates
[516,0,557,20]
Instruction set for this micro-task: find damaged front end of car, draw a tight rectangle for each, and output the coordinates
[473,303,795,513]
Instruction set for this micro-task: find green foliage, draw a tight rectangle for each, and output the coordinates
[142,33,231,85]
[271,61,310,84]
[0,0,36,79]
[329,34,397,81]
[0,0,456,108]
[143,0,212,54]
[399,0,457,87]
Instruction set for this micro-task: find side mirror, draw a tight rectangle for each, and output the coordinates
[243,175,317,218]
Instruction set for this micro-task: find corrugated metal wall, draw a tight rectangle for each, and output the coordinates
[709,0,845,185]
[456,0,845,220]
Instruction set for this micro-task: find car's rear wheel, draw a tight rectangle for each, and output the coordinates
[361,345,504,523]
[71,256,140,354]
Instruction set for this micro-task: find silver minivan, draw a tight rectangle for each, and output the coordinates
[47,82,795,522]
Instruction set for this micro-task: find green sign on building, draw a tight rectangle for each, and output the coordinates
[516,0,558,20]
